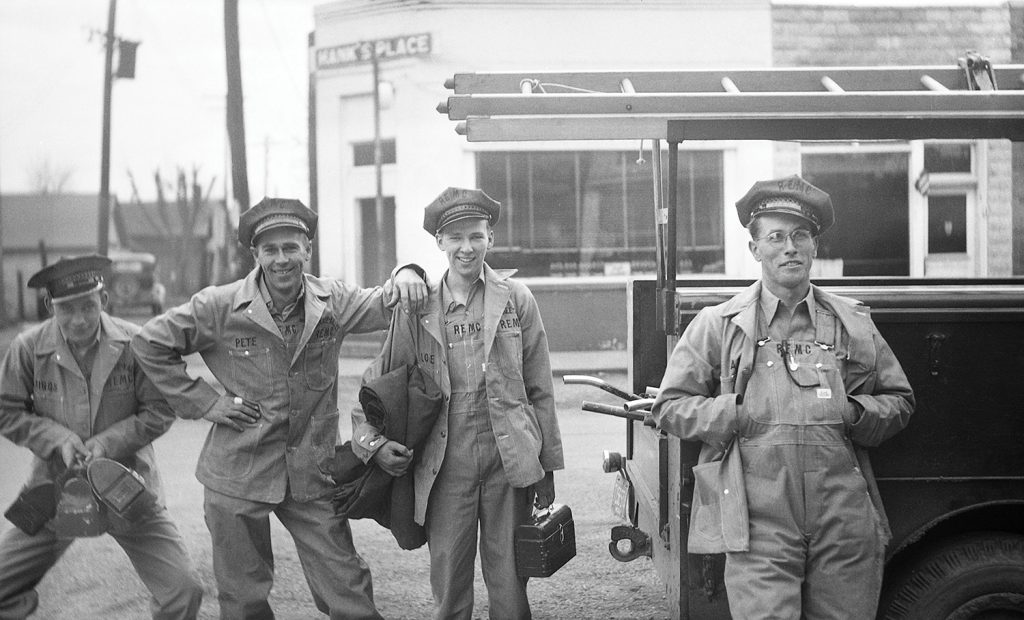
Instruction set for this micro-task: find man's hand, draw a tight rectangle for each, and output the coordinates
[372,440,413,477]
[387,267,429,314]
[59,435,89,468]
[204,395,261,432]
[82,438,107,463]
[531,471,556,510]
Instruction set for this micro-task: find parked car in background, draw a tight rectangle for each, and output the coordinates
[107,250,165,316]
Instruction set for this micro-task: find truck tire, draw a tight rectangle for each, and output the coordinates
[879,532,1024,620]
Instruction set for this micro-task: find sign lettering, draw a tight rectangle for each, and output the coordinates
[316,33,431,70]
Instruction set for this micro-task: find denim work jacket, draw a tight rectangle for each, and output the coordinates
[653,281,915,549]
[352,264,564,525]
[132,267,395,503]
[0,314,174,497]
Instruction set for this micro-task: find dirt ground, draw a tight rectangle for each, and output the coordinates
[0,362,669,619]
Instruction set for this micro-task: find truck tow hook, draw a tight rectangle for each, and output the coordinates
[609,525,652,562]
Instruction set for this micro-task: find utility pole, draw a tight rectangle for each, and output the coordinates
[307,31,319,276]
[372,53,387,284]
[97,0,117,256]
[225,0,251,272]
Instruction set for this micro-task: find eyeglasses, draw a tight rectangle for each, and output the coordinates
[754,229,815,249]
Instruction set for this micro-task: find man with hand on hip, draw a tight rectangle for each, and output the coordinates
[132,197,428,620]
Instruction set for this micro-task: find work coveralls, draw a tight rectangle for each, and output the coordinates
[654,282,914,619]
[353,265,563,620]
[0,314,202,620]
[132,267,398,620]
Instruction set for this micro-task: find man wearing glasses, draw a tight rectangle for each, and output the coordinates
[652,175,915,619]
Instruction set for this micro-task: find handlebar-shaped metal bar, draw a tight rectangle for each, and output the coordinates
[563,375,640,401]
[581,401,647,422]
[624,398,656,412]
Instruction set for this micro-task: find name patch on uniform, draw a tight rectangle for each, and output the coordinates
[452,321,481,336]
[107,372,134,389]
[235,337,258,348]
[312,317,337,341]
[34,379,57,392]
[498,317,520,330]
[816,388,832,399]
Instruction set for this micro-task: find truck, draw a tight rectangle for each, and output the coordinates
[439,59,1024,618]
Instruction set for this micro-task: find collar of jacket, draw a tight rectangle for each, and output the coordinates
[418,263,517,359]
[720,281,873,343]
[230,267,332,367]
[34,314,133,402]
[34,312,130,356]
[230,266,332,312]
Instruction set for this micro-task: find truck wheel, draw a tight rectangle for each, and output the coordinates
[879,532,1024,619]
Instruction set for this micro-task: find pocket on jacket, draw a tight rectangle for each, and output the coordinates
[227,347,274,400]
[303,337,339,391]
[311,410,340,475]
[495,332,525,381]
[202,423,260,478]
[689,461,724,552]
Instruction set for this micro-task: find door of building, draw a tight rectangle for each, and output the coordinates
[359,196,396,285]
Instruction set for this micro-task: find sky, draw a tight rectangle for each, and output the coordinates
[0,0,318,204]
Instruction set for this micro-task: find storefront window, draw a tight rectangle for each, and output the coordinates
[803,151,910,276]
[531,153,577,249]
[924,142,972,174]
[478,150,724,277]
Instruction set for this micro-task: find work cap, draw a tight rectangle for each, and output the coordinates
[423,187,501,234]
[27,255,111,302]
[238,197,318,247]
[735,174,834,235]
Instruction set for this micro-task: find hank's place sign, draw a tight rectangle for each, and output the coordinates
[316,33,432,70]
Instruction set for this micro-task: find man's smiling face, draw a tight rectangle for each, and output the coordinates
[251,228,311,300]
[748,213,818,295]
[436,218,493,283]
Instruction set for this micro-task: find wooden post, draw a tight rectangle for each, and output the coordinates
[97,0,117,256]
[225,0,251,272]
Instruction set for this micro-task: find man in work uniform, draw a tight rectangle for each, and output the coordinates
[652,175,915,619]
[352,187,564,620]
[0,255,203,619]
[131,198,428,620]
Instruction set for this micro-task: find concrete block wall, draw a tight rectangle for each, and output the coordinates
[773,5,1013,66]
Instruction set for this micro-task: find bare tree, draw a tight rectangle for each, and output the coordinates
[27,157,74,194]
[121,166,218,295]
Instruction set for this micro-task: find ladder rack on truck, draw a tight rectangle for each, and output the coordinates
[438,59,1024,619]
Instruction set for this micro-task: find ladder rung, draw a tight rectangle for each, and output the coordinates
[821,76,844,92]
[921,74,949,91]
